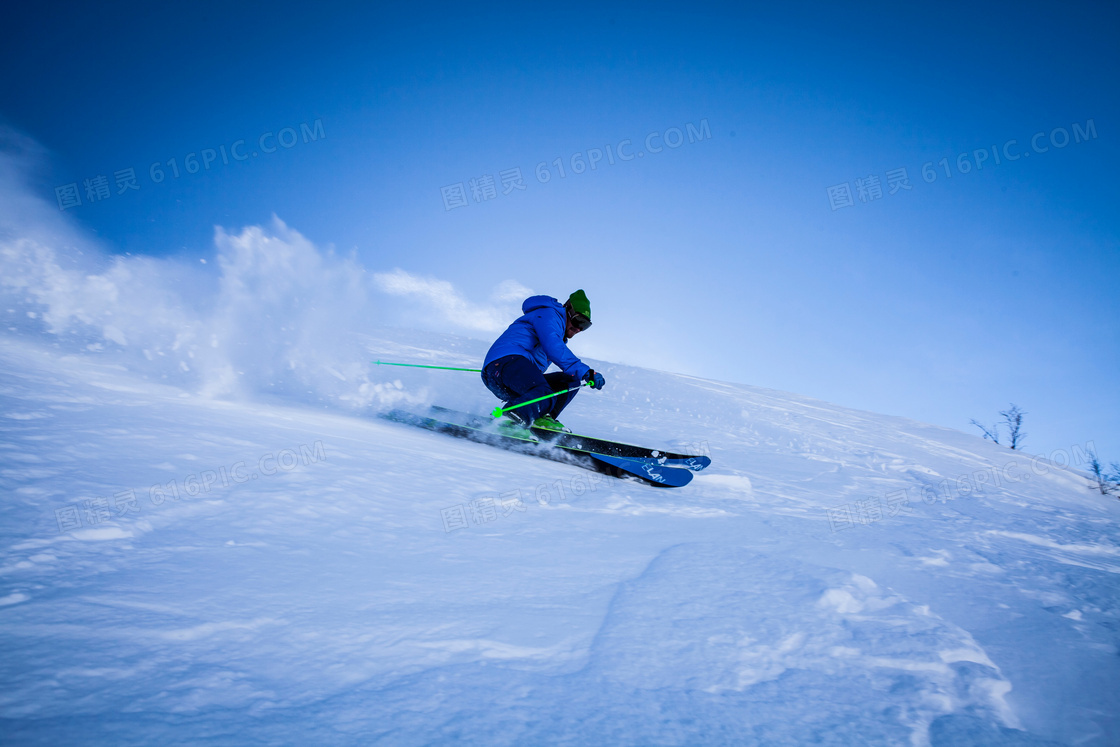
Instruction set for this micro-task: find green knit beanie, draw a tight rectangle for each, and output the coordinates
[566,289,591,319]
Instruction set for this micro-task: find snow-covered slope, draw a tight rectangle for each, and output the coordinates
[1,325,1117,746]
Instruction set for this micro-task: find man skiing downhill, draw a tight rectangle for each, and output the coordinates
[482,290,605,433]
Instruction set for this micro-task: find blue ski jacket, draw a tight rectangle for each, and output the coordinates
[483,295,591,381]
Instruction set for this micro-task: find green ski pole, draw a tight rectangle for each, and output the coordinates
[373,360,482,373]
[372,359,592,420]
[490,382,590,419]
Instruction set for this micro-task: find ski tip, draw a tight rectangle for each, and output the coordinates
[683,455,712,471]
[589,453,693,487]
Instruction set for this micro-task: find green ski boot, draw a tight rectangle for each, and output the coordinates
[532,415,568,432]
[495,414,536,440]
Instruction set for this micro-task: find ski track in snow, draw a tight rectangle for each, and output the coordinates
[0,334,1117,746]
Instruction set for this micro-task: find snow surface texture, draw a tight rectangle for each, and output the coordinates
[2,220,1119,745]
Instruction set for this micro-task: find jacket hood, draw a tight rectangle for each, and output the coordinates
[521,295,562,314]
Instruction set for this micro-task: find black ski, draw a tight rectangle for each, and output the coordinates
[429,406,712,472]
[382,407,695,487]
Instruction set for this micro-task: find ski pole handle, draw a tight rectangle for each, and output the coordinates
[490,382,590,419]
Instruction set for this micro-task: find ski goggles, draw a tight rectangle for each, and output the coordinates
[569,311,592,332]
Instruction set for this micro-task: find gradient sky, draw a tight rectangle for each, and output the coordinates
[3,1,1118,460]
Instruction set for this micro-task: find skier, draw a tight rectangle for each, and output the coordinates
[482,290,605,432]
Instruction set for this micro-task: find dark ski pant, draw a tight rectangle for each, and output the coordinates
[482,354,579,424]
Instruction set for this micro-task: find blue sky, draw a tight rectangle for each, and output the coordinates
[2,1,1117,459]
